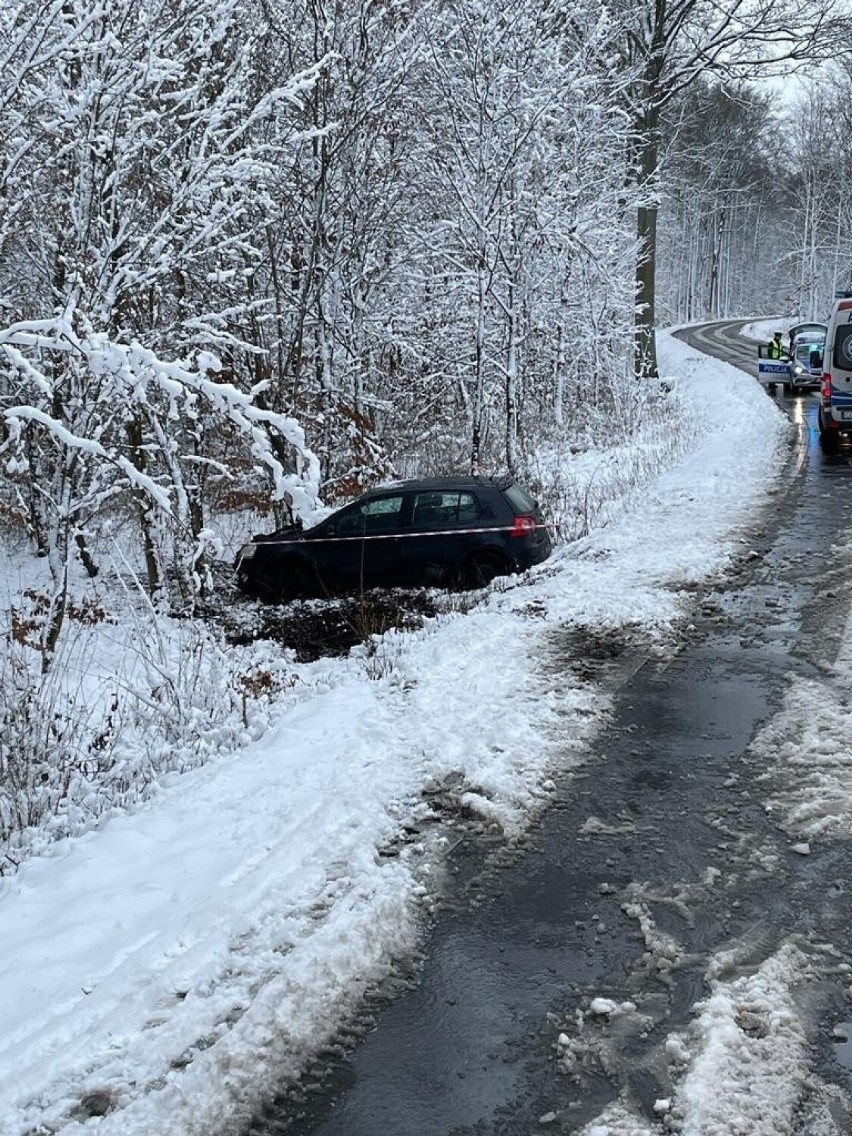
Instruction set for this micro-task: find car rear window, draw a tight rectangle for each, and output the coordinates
[834,325,852,370]
[503,483,536,514]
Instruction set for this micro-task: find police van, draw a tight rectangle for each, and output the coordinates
[817,294,852,449]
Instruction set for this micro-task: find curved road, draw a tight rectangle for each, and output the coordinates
[246,322,852,1136]
[681,319,769,378]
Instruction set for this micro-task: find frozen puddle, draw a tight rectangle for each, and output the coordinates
[834,1023,852,1072]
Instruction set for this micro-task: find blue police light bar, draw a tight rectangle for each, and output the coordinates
[835,289,852,298]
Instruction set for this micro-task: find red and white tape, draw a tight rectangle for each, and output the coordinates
[249,523,528,547]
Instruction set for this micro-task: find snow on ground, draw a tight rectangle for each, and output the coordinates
[751,557,852,843]
[674,944,810,1136]
[578,1101,657,1136]
[0,328,803,1135]
[565,942,818,1136]
[740,390,852,850]
[740,317,790,342]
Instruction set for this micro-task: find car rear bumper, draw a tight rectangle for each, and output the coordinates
[526,534,552,566]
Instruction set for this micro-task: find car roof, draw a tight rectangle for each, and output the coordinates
[364,475,513,496]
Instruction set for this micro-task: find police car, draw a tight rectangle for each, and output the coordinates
[756,322,826,395]
[817,294,852,449]
[788,327,826,392]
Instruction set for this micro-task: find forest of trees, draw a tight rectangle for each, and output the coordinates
[657,73,852,327]
[0,0,850,856]
[0,0,846,613]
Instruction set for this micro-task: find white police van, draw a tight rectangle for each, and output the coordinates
[818,294,852,449]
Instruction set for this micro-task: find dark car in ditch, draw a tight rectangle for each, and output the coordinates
[234,476,552,601]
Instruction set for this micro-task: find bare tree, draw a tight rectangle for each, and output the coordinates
[657,80,778,323]
[417,0,638,473]
[613,0,842,378]
[250,0,420,496]
[777,73,852,317]
[0,0,324,638]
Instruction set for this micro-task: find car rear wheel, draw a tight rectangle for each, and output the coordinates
[248,568,279,603]
[460,551,508,590]
[819,411,839,452]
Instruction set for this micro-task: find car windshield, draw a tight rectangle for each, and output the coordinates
[790,323,827,341]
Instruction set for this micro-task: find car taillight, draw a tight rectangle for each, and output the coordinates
[510,515,536,536]
[823,374,833,403]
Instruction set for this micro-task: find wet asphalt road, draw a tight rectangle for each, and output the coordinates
[247,322,852,1135]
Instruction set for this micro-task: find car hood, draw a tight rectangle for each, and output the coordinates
[251,523,305,543]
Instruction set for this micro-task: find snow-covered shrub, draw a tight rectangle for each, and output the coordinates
[0,576,302,871]
[522,380,693,542]
[0,316,321,667]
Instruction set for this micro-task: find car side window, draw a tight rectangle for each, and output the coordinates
[444,492,479,525]
[456,492,479,524]
[411,491,481,528]
[336,494,405,536]
[412,493,445,527]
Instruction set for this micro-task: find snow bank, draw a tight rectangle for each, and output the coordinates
[676,945,810,1136]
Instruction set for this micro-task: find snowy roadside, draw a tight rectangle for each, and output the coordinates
[0,329,794,1136]
[574,944,813,1136]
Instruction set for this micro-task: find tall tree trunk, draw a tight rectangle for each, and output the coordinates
[40,463,72,673]
[471,251,487,475]
[126,416,162,596]
[708,202,726,316]
[634,111,660,380]
[553,323,565,427]
[505,315,518,475]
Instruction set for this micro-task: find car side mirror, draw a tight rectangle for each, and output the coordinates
[810,349,823,368]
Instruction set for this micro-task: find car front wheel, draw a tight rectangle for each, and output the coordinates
[245,560,310,603]
[274,562,312,602]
